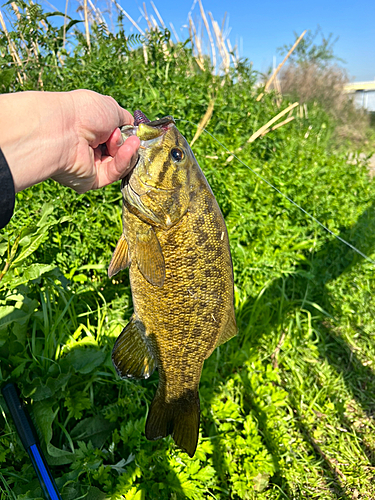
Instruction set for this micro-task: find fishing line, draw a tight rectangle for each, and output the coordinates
[176,119,375,266]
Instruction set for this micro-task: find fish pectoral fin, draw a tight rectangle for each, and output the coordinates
[112,315,157,379]
[215,309,238,349]
[145,389,200,458]
[135,227,165,287]
[108,234,130,278]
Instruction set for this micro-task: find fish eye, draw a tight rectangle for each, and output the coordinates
[170,147,185,162]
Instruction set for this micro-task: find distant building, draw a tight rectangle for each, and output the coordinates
[344,81,375,112]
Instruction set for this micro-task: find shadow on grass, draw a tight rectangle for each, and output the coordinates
[201,200,375,498]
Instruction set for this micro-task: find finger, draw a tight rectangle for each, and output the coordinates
[103,95,134,130]
[106,127,124,157]
[76,92,135,147]
[117,105,135,127]
[94,135,140,188]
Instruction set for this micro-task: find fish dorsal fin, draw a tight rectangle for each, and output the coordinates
[216,309,237,348]
[108,234,130,278]
[135,227,165,287]
[112,315,157,379]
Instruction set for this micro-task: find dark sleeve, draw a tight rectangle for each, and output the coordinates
[0,148,15,230]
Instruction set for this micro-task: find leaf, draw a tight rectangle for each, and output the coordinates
[72,273,88,283]
[11,228,49,266]
[43,11,71,18]
[0,305,17,321]
[70,415,116,448]
[0,68,16,92]
[124,489,145,500]
[17,491,44,500]
[64,393,91,419]
[0,241,8,257]
[0,306,33,330]
[253,472,270,492]
[11,361,28,377]
[31,372,72,402]
[36,203,55,228]
[0,264,55,289]
[110,454,135,474]
[47,442,75,461]
[11,208,71,267]
[64,19,83,34]
[32,400,57,446]
[192,464,215,482]
[85,486,107,500]
[62,348,107,374]
[32,400,74,463]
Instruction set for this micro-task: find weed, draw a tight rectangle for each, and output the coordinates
[1,2,375,499]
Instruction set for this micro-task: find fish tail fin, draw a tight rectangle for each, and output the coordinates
[145,390,200,458]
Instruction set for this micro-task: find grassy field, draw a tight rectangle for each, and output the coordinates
[1,2,375,499]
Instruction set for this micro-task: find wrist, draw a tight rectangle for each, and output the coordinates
[0,91,73,192]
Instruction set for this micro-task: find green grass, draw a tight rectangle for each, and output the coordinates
[1,2,375,499]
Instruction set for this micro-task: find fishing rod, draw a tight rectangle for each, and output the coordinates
[2,383,62,500]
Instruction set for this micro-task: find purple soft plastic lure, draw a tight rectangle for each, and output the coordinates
[134,110,150,126]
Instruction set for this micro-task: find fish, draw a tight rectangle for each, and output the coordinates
[108,110,237,457]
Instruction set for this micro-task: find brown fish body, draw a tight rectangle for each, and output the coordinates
[109,116,236,456]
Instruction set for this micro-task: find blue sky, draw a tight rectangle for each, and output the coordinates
[50,0,375,81]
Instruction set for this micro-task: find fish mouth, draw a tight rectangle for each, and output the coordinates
[133,109,175,129]
[120,111,175,189]
[121,112,175,143]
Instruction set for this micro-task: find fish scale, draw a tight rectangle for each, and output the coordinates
[109,113,236,456]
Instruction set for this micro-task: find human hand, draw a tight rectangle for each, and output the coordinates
[51,90,140,193]
[0,90,140,193]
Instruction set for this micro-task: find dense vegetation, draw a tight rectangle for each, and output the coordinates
[1,3,375,499]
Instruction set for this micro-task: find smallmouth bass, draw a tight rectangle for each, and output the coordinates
[109,110,237,457]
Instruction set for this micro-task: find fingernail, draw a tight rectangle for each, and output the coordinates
[117,134,125,147]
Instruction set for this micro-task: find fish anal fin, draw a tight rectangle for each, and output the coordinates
[108,234,130,278]
[145,390,200,458]
[112,315,157,379]
[216,309,237,348]
[135,227,165,287]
